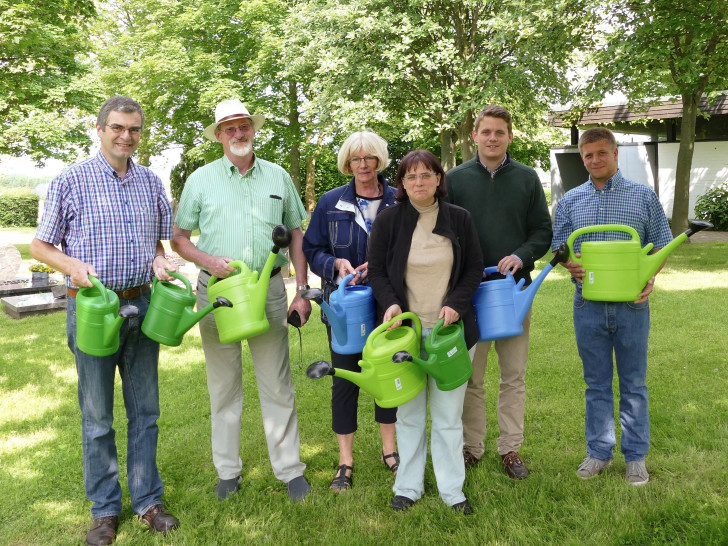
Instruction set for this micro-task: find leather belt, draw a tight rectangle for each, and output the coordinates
[67,284,150,299]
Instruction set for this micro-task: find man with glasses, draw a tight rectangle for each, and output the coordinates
[30,96,180,545]
[444,105,552,479]
[172,99,312,502]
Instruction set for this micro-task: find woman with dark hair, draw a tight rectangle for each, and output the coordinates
[367,149,483,513]
[302,131,399,492]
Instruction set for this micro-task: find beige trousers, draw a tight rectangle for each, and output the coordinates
[197,272,305,482]
[462,309,531,457]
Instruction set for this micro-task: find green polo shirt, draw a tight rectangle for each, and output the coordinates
[175,154,306,271]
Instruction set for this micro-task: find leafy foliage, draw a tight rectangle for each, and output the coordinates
[694,183,728,231]
[0,0,97,161]
[0,194,39,227]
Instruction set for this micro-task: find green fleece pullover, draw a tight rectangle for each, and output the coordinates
[444,156,552,284]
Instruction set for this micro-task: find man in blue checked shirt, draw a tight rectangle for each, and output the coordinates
[551,127,673,487]
[31,96,180,545]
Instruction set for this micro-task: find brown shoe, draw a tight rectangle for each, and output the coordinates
[501,451,530,479]
[140,504,180,535]
[463,451,480,470]
[86,516,118,546]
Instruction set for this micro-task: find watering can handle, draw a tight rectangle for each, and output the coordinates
[368,311,422,343]
[339,273,356,292]
[208,260,245,288]
[87,275,109,304]
[566,224,640,254]
[167,270,192,295]
[482,266,514,280]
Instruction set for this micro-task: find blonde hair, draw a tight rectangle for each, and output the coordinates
[337,131,391,176]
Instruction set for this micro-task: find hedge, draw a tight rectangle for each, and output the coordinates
[0,194,39,227]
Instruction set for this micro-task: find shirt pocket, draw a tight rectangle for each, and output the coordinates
[327,211,354,249]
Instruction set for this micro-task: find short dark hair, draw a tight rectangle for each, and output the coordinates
[394,149,448,202]
[97,96,145,128]
[473,104,512,134]
[578,127,617,153]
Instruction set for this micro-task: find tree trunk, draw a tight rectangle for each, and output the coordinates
[304,133,325,211]
[459,109,475,163]
[672,92,699,236]
[440,128,456,171]
[287,81,302,192]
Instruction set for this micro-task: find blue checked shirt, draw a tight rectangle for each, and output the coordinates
[552,170,673,256]
[36,152,173,290]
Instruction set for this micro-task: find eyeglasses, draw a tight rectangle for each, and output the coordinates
[403,172,437,182]
[106,124,142,136]
[349,156,377,165]
[221,123,253,136]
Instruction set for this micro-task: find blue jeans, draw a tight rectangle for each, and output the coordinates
[573,289,651,462]
[66,290,164,519]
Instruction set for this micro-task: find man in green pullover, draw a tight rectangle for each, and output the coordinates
[444,105,552,479]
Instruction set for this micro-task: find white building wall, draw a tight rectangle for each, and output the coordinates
[658,142,728,218]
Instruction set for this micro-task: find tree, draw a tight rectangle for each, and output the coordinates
[282,0,592,169]
[0,0,97,162]
[583,0,728,235]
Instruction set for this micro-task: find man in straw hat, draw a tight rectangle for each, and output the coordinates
[172,99,312,501]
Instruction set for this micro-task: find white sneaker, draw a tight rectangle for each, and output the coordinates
[577,456,612,479]
[625,460,649,486]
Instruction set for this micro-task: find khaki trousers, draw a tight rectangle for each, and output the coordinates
[462,309,531,457]
[197,272,305,482]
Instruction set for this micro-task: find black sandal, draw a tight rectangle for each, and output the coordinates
[330,464,353,492]
[382,451,400,474]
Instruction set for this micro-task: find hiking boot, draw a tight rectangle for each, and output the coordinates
[625,460,649,486]
[501,451,529,479]
[576,456,612,479]
[463,451,480,470]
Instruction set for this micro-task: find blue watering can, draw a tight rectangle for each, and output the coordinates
[301,273,376,354]
[473,244,568,341]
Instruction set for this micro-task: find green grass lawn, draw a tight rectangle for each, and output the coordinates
[1,242,727,544]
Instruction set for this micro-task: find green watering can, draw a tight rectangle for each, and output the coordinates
[566,220,712,301]
[76,275,139,357]
[141,271,232,346]
[207,225,292,343]
[391,318,473,391]
[306,312,426,408]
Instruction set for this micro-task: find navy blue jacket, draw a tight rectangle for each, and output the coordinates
[302,175,397,324]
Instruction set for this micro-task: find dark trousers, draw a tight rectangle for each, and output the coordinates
[327,327,397,434]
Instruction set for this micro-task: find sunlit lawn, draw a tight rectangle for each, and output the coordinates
[1,242,727,544]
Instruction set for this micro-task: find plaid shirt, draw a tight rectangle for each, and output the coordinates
[36,152,173,290]
[552,170,673,254]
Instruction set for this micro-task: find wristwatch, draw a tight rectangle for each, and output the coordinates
[297,284,310,292]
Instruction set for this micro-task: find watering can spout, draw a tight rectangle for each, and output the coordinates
[175,297,232,338]
[640,220,713,287]
[104,304,139,347]
[305,360,381,399]
[512,243,569,325]
[320,299,347,344]
[392,350,437,374]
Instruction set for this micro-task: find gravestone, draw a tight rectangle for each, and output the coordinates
[0,245,22,281]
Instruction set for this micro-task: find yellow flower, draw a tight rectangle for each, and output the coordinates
[29,263,55,273]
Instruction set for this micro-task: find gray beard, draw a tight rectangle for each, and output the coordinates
[229,140,252,157]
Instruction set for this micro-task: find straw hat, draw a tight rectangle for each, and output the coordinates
[203,99,265,141]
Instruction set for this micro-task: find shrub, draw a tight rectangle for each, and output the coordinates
[694,183,728,231]
[0,194,39,227]
[544,189,552,207]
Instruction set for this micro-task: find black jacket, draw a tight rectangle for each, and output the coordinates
[367,199,484,348]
